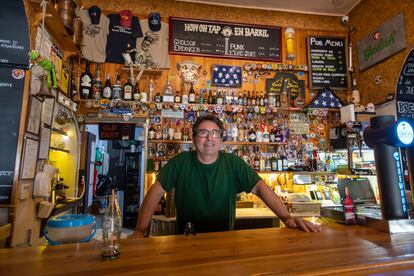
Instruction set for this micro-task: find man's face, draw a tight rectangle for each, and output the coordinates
[193,120,222,156]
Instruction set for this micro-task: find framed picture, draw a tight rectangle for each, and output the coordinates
[21,136,39,180]
[38,126,51,160]
[212,65,242,87]
[26,96,43,136]
[41,97,55,127]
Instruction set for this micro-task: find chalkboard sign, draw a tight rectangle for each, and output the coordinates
[0,67,25,204]
[0,0,30,68]
[99,123,136,140]
[265,72,305,98]
[396,48,414,101]
[307,36,349,90]
[169,17,282,61]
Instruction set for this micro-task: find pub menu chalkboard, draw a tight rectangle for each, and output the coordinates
[0,0,30,68]
[0,68,25,204]
[396,48,414,101]
[169,17,282,61]
[307,36,349,90]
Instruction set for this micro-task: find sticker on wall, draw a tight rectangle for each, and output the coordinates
[212,65,242,87]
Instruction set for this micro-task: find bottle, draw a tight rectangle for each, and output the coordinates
[123,78,133,100]
[259,91,264,106]
[80,61,92,99]
[256,126,263,143]
[216,90,223,105]
[91,64,102,100]
[207,90,213,104]
[247,91,252,106]
[268,90,276,107]
[112,74,123,99]
[248,126,256,142]
[251,91,256,106]
[238,91,243,105]
[140,81,148,103]
[342,186,356,224]
[231,123,238,141]
[281,149,288,171]
[271,154,278,171]
[174,91,181,103]
[181,89,189,104]
[102,74,112,99]
[188,83,196,103]
[70,77,79,100]
[263,126,270,143]
[148,124,156,140]
[182,122,189,141]
[162,79,174,102]
[101,189,121,258]
[147,79,154,102]
[242,90,248,106]
[133,81,141,101]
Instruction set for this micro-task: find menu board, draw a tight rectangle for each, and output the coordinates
[169,17,282,61]
[396,48,414,101]
[307,36,349,90]
[0,0,30,68]
[0,68,25,204]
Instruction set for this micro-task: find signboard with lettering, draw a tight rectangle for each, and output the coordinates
[307,36,349,90]
[169,17,282,61]
[265,72,305,102]
[357,13,407,71]
[396,48,414,101]
[0,0,30,68]
[0,68,25,204]
[99,123,136,140]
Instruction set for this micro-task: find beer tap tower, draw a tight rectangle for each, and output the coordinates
[364,115,414,233]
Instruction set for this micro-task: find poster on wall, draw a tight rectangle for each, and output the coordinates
[0,0,30,68]
[357,13,407,71]
[307,36,349,90]
[169,17,282,61]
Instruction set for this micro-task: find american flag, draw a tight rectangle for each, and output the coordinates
[308,87,343,109]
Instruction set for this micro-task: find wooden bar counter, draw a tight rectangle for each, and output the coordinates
[1,223,414,275]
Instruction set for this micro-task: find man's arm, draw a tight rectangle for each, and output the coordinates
[129,180,166,238]
[251,180,322,232]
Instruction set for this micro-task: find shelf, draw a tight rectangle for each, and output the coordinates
[50,146,70,153]
[122,67,164,77]
[51,128,68,136]
[29,0,81,59]
[148,139,287,146]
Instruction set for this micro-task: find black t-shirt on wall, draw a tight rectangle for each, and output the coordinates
[106,14,143,64]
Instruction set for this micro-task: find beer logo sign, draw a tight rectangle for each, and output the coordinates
[12,69,25,79]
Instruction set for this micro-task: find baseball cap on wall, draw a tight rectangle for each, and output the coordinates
[148,12,161,32]
[120,10,132,28]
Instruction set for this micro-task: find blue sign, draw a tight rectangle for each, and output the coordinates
[212,65,242,87]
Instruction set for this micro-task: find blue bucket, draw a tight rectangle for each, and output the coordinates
[45,214,96,245]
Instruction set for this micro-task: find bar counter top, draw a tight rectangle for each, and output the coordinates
[1,223,414,275]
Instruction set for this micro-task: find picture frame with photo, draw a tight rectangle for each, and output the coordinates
[26,96,43,136]
[41,97,55,127]
[21,136,39,180]
[38,126,51,160]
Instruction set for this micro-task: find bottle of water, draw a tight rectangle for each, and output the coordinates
[101,189,122,258]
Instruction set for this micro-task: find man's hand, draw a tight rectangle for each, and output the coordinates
[283,217,322,232]
[127,231,146,239]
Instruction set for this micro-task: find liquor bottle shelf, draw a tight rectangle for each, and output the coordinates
[148,139,287,146]
[121,67,164,77]
[29,0,81,59]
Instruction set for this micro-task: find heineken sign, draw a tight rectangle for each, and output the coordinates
[357,13,406,71]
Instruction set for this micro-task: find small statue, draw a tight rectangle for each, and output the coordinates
[28,50,57,89]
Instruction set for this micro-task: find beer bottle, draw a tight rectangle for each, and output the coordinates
[80,61,92,99]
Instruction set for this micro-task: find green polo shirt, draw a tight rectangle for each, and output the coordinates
[157,150,261,233]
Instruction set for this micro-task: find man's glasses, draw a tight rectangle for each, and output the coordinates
[197,129,221,138]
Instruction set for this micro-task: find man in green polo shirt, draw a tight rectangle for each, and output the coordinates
[133,114,321,237]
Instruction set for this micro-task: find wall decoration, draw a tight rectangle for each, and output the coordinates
[38,126,51,160]
[307,87,344,109]
[41,97,55,127]
[21,137,39,180]
[26,96,43,136]
[357,13,407,71]
[212,65,241,87]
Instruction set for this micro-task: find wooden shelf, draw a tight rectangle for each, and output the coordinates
[29,0,81,59]
[148,140,192,144]
[121,67,164,77]
[50,146,70,153]
[51,128,68,136]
